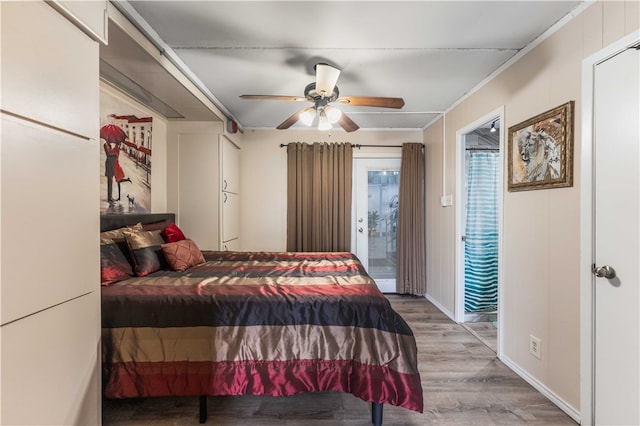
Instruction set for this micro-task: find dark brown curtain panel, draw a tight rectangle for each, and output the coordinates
[396,143,427,295]
[287,142,353,252]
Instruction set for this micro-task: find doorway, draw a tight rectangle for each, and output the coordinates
[353,157,402,293]
[455,109,504,354]
[581,33,640,425]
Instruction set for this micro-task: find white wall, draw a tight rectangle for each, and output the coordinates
[238,129,422,251]
[423,0,639,417]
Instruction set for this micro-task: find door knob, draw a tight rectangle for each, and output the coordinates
[358,227,364,233]
[592,264,617,279]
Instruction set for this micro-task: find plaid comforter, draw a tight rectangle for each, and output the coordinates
[101,251,423,412]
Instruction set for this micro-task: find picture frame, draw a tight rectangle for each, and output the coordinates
[507,101,574,191]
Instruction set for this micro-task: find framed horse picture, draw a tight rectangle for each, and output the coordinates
[507,101,574,191]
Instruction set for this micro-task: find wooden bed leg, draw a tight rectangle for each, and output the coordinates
[199,395,207,423]
[371,402,383,425]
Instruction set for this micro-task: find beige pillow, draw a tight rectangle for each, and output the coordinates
[100,223,143,244]
[123,228,166,276]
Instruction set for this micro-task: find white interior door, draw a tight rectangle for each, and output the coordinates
[593,46,640,425]
[353,158,401,293]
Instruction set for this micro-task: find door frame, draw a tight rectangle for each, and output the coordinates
[580,30,640,426]
[351,153,402,293]
[454,106,505,357]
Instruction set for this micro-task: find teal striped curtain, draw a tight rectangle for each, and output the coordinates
[464,152,499,313]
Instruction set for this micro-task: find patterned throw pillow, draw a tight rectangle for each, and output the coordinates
[100,238,134,285]
[161,239,205,272]
[161,223,187,243]
[100,223,143,244]
[124,229,167,276]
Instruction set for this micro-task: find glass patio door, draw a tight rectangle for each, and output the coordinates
[353,158,401,293]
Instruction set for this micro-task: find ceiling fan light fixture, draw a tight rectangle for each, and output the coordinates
[299,107,316,126]
[315,63,341,97]
[318,110,332,131]
[325,105,342,124]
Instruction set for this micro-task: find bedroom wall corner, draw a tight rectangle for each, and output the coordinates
[423,118,456,315]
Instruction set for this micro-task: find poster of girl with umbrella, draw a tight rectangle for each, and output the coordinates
[99,107,152,214]
[101,123,131,203]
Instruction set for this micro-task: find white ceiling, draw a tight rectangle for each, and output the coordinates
[105,1,585,131]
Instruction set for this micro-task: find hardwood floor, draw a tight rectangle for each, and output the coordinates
[102,295,577,425]
[461,321,498,352]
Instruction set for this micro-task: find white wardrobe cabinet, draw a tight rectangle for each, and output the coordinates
[220,135,240,250]
[178,131,220,250]
[0,1,102,424]
[176,128,241,251]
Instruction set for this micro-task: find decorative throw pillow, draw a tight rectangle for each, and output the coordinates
[161,239,205,272]
[100,223,142,267]
[100,238,134,285]
[100,223,143,244]
[124,229,167,276]
[161,223,187,243]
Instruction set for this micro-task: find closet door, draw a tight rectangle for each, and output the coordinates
[0,2,101,424]
[221,136,241,194]
[222,191,240,247]
[593,46,640,425]
[178,132,219,250]
[220,135,240,249]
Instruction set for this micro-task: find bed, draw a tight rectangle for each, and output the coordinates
[100,213,423,424]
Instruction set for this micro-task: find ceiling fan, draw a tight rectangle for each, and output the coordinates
[240,63,405,132]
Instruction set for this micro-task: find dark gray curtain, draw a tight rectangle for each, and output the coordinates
[286,142,353,252]
[396,143,426,295]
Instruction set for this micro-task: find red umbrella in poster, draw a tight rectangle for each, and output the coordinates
[100,123,128,144]
[101,124,130,203]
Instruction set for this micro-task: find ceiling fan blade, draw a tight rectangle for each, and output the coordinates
[337,112,359,133]
[276,108,306,130]
[315,63,341,97]
[240,95,307,102]
[336,96,405,109]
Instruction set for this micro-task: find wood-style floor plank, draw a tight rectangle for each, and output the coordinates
[102,295,577,425]
[462,321,498,352]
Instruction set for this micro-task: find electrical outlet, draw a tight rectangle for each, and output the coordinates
[529,335,542,359]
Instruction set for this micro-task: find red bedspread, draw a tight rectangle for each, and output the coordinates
[101,251,423,412]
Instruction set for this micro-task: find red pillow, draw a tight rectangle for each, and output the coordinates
[161,239,205,272]
[162,223,187,243]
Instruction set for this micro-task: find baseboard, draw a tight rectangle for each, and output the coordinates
[499,354,581,423]
[424,293,456,322]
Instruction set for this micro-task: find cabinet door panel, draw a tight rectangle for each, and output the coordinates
[1,1,99,137]
[1,292,100,425]
[221,136,240,194]
[1,116,99,325]
[222,191,240,243]
[51,0,107,42]
[179,133,219,250]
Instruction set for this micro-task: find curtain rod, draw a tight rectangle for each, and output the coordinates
[279,144,423,149]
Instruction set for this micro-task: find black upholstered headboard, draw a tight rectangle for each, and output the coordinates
[100,213,176,232]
